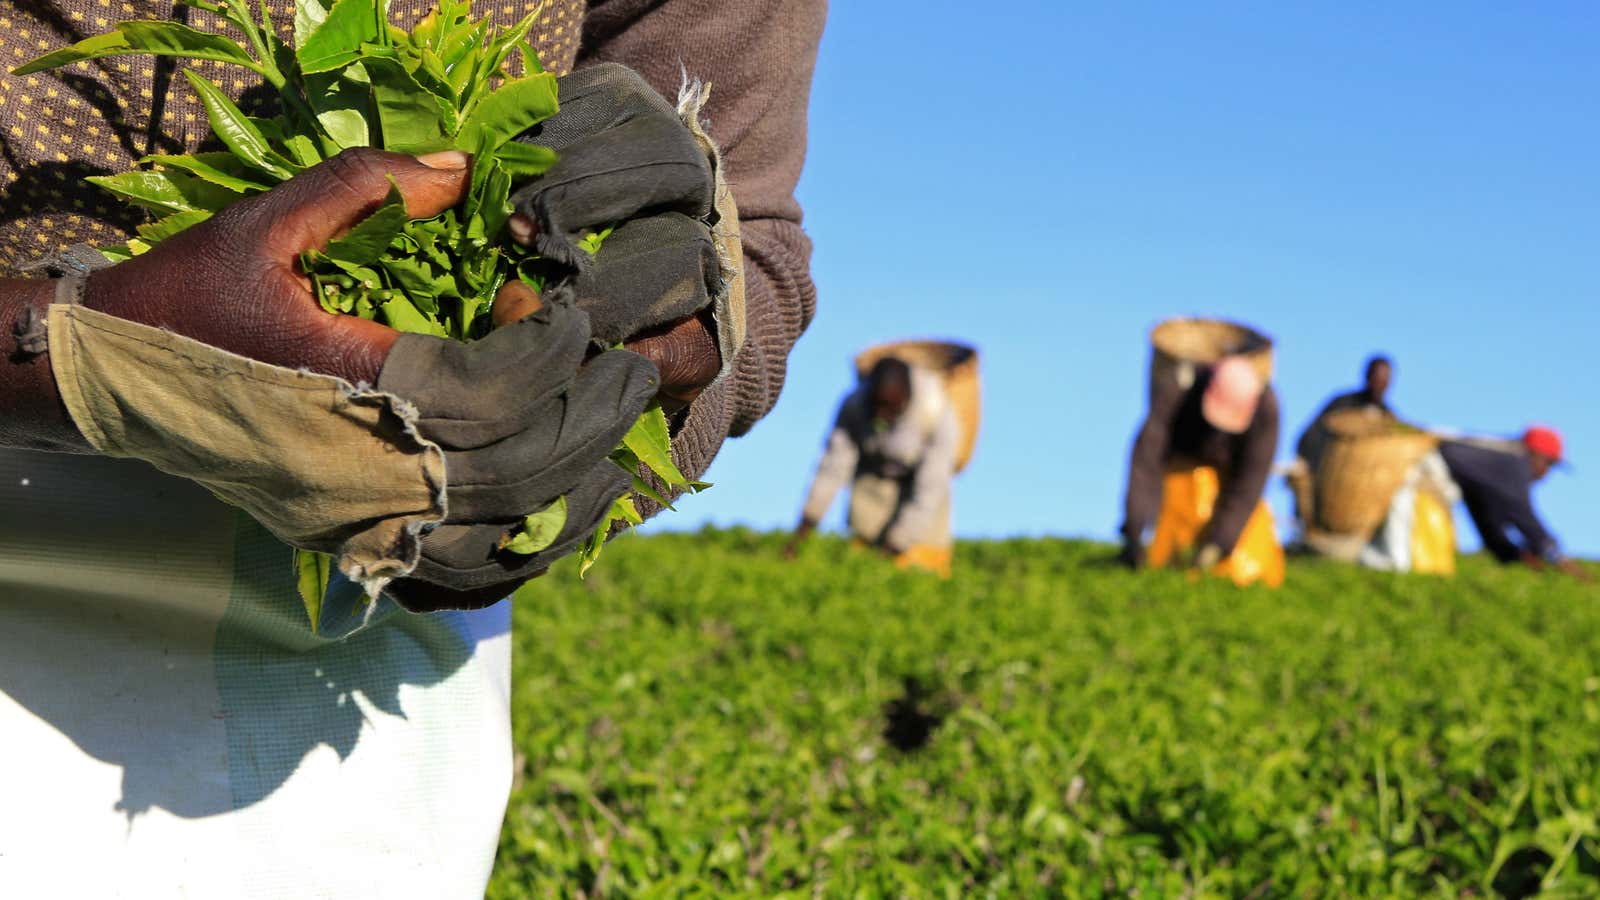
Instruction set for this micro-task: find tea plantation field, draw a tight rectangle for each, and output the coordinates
[489,530,1599,898]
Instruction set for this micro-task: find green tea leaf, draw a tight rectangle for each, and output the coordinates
[455,72,558,154]
[410,8,441,49]
[305,70,373,150]
[577,498,637,579]
[97,242,144,263]
[323,181,407,265]
[380,256,440,314]
[462,10,536,107]
[86,170,236,215]
[381,295,449,336]
[442,18,491,96]
[117,20,262,68]
[476,158,514,241]
[494,141,558,178]
[296,0,380,73]
[182,70,297,179]
[142,152,273,193]
[629,472,676,512]
[85,171,195,215]
[13,20,271,77]
[499,496,568,555]
[415,49,454,100]
[293,0,329,50]
[294,549,331,634]
[136,208,212,244]
[362,55,454,153]
[577,225,614,256]
[12,31,132,75]
[623,404,689,490]
[516,41,543,76]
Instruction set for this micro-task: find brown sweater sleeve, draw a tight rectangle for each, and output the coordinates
[578,0,826,493]
[1121,378,1182,543]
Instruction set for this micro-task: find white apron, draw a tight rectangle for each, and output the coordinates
[0,450,513,898]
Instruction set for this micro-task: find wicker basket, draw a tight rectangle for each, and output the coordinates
[855,339,980,474]
[1148,318,1274,401]
[1313,409,1439,539]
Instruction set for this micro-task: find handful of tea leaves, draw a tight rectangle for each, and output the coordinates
[17,0,703,627]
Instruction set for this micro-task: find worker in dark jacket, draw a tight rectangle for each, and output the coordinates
[1296,354,1396,461]
[1440,426,1590,581]
[1121,356,1281,576]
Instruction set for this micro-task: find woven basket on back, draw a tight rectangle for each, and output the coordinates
[1148,318,1274,402]
[855,340,981,474]
[1313,409,1439,539]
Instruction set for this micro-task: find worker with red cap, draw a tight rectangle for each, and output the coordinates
[1438,426,1590,581]
[1120,354,1282,581]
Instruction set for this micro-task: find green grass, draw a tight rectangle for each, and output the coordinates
[489,530,1600,898]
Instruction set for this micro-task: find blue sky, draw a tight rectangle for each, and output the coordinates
[650,1,1600,557]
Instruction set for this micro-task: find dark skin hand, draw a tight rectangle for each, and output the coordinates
[495,211,721,408]
[784,518,817,559]
[1521,551,1595,584]
[0,148,471,452]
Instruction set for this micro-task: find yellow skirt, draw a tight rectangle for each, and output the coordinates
[1409,489,1457,576]
[849,540,953,579]
[1149,466,1284,588]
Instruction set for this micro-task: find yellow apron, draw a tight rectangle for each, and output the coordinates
[1149,466,1284,588]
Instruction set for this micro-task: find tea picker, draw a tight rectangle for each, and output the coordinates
[790,341,981,578]
[1120,318,1285,587]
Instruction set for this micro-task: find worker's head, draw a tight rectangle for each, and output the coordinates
[1364,354,1393,402]
[1201,356,1265,434]
[866,357,913,425]
[1523,425,1565,482]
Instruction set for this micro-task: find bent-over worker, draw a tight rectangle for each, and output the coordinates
[1120,355,1283,585]
[790,357,961,576]
[1439,426,1590,582]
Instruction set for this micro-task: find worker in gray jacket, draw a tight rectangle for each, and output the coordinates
[789,357,960,575]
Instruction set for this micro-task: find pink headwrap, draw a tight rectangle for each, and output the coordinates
[1202,356,1264,434]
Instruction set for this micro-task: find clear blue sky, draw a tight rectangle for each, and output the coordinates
[649,1,1600,557]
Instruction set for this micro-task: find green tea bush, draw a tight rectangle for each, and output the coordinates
[494,531,1599,898]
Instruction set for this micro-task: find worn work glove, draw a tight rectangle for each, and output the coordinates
[378,295,656,610]
[504,62,732,405]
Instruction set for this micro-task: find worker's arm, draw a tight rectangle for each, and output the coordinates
[797,401,863,533]
[1498,486,1566,569]
[1206,389,1281,557]
[1458,492,1522,564]
[1121,379,1183,562]
[1294,396,1337,461]
[883,408,960,554]
[578,0,826,507]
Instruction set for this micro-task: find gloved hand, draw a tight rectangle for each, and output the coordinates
[504,62,724,405]
[377,295,657,610]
